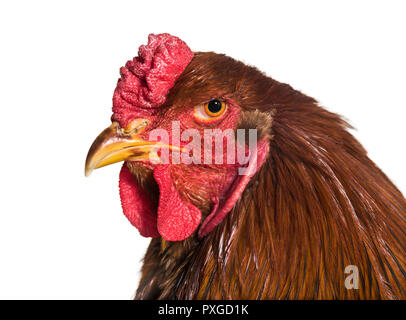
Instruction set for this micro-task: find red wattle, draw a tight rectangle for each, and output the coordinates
[153,165,202,241]
[119,164,159,237]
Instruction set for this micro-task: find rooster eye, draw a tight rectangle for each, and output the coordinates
[206,99,224,115]
[194,99,227,122]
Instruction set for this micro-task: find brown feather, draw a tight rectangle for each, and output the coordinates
[134,52,406,299]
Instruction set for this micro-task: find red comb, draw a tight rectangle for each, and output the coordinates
[112,33,193,127]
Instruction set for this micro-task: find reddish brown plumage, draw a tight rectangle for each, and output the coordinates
[134,52,406,299]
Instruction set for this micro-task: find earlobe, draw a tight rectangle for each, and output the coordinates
[198,140,270,238]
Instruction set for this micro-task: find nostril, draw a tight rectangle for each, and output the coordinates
[122,118,150,135]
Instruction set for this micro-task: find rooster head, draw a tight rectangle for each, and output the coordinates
[85,33,274,241]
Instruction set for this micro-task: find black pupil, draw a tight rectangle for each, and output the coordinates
[207,99,223,114]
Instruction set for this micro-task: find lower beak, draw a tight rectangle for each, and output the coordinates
[84,119,172,177]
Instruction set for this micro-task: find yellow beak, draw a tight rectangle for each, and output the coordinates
[84,119,175,177]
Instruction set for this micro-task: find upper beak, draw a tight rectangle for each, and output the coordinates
[84,119,173,177]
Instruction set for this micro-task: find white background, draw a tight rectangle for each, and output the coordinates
[0,0,405,299]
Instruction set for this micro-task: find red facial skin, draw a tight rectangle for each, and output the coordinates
[152,99,241,197]
[123,99,246,241]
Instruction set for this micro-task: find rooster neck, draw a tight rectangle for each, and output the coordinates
[135,103,406,299]
[136,157,406,299]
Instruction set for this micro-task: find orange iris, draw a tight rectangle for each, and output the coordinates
[204,100,227,117]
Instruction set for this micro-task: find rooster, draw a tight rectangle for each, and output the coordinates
[85,33,406,299]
